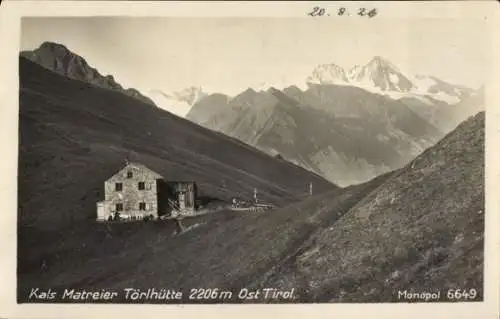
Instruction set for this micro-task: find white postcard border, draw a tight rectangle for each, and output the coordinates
[0,1,498,318]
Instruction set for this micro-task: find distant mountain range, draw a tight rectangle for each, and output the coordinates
[301,57,483,133]
[20,42,155,106]
[152,56,479,117]
[187,85,447,186]
[186,56,483,186]
[21,41,484,186]
[306,56,475,104]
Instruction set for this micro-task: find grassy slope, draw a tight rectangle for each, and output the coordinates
[19,173,394,303]
[18,56,335,298]
[254,112,485,302]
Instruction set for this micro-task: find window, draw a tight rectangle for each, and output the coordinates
[127,171,133,178]
[139,202,146,211]
[138,182,145,190]
[116,203,123,211]
[115,182,123,191]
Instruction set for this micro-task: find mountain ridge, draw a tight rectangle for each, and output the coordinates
[187,84,443,186]
[20,41,156,105]
[150,55,478,116]
[306,56,475,103]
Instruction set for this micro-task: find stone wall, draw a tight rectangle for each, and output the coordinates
[102,163,161,220]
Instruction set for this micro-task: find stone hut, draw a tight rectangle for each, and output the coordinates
[96,162,197,221]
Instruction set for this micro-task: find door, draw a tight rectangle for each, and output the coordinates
[179,192,186,210]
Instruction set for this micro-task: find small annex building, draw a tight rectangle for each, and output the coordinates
[96,162,197,221]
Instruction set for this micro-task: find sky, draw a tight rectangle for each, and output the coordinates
[21,17,489,97]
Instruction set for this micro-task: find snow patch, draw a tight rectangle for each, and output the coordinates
[432,91,460,104]
[389,73,400,85]
[147,90,192,117]
[147,87,209,117]
[412,75,437,92]
[348,80,402,99]
[376,134,390,142]
[296,81,309,91]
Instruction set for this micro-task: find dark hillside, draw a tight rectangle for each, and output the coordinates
[253,112,485,302]
[18,55,335,299]
[18,169,394,303]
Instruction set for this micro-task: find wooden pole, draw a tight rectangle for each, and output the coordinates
[174,218,185,234]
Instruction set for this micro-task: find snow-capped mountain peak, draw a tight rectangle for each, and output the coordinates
[348,56,414,93]
[367,56,401,73]
[307,63,348,85]
[306,57,414,93]
[171,86,207,105]
[305,56,474,104]
[154,86,207,105]
[412,74,437,92]
[147,86,208,117]
[410,74,475,104]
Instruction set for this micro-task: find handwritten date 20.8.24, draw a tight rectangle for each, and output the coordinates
[307,6,378,18]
